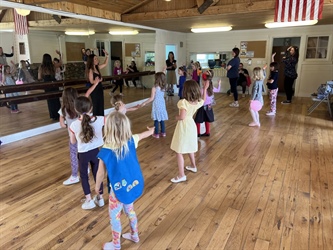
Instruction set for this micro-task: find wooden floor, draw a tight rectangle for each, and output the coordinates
[0,90,332,250]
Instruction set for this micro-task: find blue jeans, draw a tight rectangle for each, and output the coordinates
[154,120,165,134]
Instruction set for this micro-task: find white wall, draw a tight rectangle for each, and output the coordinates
[186,24,333,97]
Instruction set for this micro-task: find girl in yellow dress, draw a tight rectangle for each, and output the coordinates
[170,80,208,183]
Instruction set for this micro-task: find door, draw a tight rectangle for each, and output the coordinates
[272,37,300,93]
[110,41,123,74]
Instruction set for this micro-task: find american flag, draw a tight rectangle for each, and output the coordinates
[274,0,324,22]
[13,9,29,36]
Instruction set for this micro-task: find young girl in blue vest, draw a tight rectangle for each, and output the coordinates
[69,96,104,209]
[95,112,154,250]
[249,67,265,127]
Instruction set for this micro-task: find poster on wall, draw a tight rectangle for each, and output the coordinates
[240,41,247,57]
[125,43,141,57]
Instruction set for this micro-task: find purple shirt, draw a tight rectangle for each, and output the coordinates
[202,85,221,105]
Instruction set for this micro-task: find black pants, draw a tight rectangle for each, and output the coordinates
[238,80,247,94]
[229,77,238,101]
[45,87,61,120]
[284,76,295,101]
[112,80,123,93]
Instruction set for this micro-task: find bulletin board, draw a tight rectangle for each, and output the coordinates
[240,41,266,58]
[125,43,141,57]
[66,42,85,61]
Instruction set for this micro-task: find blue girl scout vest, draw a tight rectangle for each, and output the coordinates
[98,137,144,204]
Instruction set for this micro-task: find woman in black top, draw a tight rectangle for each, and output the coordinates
[86,50,109,116]
[165,51,177,96]
[281,46,298,104]
[125,61,139,87]
[38,51,62,120]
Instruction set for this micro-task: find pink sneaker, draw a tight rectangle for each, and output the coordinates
[160,133,166,137]
[152,134,160,138]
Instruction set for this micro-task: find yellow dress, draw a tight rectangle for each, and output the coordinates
[170,99,204,154]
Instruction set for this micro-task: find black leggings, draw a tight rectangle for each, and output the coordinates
[238,81,247,94]
[112,80,123,94]
[284,76,295,101]
[229,77,238,101]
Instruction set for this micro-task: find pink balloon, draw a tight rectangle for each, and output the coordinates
[250,100,262,111]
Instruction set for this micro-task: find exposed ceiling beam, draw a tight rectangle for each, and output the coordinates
[122,0,155,14]
[0,9,8,22]
[23,0,65,4]
[122,1,275,22]
[198,0,214,14]
[38,2,121,21]
[27,17,94,27]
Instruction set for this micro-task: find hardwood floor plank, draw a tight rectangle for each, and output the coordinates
[1,91,332,250]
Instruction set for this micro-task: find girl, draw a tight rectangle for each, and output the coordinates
[1,65,21,113]
[191,61,201,85]
[266,53,279,116]
[111,60,124,95]
[249,67,265,127]
[140,72,168,138]
[227,47,241,108]
[170,80,208,183]
[69,96,104,209]
[165,51,177,96]
[177,66,187,99]
[125,61,139,87]
[86,50,109,116]
[18,60,35,84]
[54,57,66,81]
[195,70,221,137]
[59,87,80,185]
[38,51,62,120]
[110,94,140,114]
[95,112,154,250]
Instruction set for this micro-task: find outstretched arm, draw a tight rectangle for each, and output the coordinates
[138,126,154,141]
[272,52,276,62]
[140,87,156,107]
[99,50,109,69]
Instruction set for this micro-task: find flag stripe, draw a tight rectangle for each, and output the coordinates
[274,0,324,22]
[13,9,29,36]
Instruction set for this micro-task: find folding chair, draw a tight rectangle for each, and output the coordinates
[308,81,333,118]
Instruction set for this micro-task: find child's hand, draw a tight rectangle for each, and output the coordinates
[272,52,276,57]
[263,64,267,70]
[56,50,61,55]
[103,50,109,56]
[95,185,101,195]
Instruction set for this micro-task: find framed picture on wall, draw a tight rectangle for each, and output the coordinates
[125,43,141,57]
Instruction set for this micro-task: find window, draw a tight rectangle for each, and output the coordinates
[306,36,329,59]
[96,40,105,57]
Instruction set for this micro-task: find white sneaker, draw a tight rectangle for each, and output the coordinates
[229,102,239,107]
[63,175,80,185]
[82,199,96,210]
[266,111,276,116]
[93,195,105,207]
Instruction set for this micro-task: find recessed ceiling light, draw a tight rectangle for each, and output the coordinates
[265,20,318,28]
[109,30,139,35]
[65,31,95,36]
[191,26,232,33]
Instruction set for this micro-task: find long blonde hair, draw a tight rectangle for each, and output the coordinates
[252,67,264,81]
[104,112,132,160]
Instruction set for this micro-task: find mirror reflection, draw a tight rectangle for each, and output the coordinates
[0,8,156,137]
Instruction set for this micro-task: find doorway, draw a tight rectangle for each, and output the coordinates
[110,41,123,74]
[272,37,300,93]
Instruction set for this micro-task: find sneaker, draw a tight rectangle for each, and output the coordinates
[152,133,160,138]
[248,122,260,127]
[281,100,291,104]
[171,175,187,183]
[229,102,239,108]
[63,175,80,185]
[266,111,276,116]
[81,199,96,210]
[122,233,140,243]
[93,195,105,207]
[103,242,120,250]
[200,133,210,137]
[160,133,166,137]
[11,110,21,114]
[185,166,197,173]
